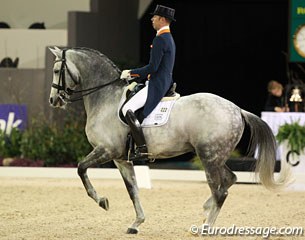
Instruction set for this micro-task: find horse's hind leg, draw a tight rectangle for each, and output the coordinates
[78,146,112,210]
[203,163,236,226]
[114,160,145,234]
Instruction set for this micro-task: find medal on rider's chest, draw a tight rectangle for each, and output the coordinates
[293,24,305,58]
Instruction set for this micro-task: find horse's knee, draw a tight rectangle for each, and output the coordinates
[77,162,87,176]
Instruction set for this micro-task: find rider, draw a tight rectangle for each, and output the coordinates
[120,5,176,158]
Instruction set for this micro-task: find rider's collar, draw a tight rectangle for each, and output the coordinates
[157,26,170,36]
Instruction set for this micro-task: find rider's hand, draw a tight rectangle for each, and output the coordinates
[120,70,133,80]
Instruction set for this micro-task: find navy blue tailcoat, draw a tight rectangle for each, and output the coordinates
[130,29,176,117]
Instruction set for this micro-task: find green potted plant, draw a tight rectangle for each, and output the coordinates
[276,121,305,155]
[276,121,305,191]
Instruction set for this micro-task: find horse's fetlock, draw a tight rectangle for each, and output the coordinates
[214,189,227,207]
[87,188,96,197]
[138,217,145,224]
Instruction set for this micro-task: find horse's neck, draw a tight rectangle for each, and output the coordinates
[82,81,124,118]
[73,50,123,121]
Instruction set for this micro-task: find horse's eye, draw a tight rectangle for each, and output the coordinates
[54,69,60,74]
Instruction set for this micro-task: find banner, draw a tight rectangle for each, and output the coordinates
[289,0,305,62]
[0,104,27,135]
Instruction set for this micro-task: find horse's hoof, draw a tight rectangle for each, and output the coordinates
[127,228,138,234]
[99,197,109,210]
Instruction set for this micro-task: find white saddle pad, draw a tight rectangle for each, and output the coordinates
[141,98,178,127]
[118,83,180,127]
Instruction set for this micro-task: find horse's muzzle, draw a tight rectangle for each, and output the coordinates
[49,95,66,108]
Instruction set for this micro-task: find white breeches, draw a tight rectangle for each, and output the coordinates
[122,85,148,116]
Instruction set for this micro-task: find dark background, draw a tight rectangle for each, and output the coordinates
[139,0,289,116]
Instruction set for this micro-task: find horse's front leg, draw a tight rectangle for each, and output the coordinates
[77,146,112,210]
[114,160,145,234]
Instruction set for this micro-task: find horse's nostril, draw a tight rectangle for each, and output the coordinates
[49,97,53,104]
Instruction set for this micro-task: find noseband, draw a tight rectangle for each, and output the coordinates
[52,49,121,103]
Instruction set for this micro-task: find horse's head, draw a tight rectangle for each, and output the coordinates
[49,46,81,108]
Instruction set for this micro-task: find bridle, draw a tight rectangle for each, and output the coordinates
[52,49,121,103]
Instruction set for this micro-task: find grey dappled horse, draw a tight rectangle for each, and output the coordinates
[49,47,290,234]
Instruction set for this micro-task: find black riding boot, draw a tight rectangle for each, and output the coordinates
[125,109,148,159]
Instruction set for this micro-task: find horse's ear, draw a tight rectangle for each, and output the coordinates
[49,46,61,58]
[54,46,61,51]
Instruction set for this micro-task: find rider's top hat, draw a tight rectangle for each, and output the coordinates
[151,5,176,21]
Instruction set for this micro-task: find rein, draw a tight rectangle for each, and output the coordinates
[52,49,121,103]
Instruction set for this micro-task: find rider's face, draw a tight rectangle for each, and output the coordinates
[151,15,162,31]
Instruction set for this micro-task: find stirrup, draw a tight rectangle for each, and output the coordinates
[127,150,149,162]
[126,145,152,162]
[135,145,148,155]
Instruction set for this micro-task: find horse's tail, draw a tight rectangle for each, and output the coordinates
[241,109,291,190]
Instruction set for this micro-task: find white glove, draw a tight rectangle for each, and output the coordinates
[120,70,133,80]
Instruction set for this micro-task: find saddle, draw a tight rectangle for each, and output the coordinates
[119,82,178,124]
